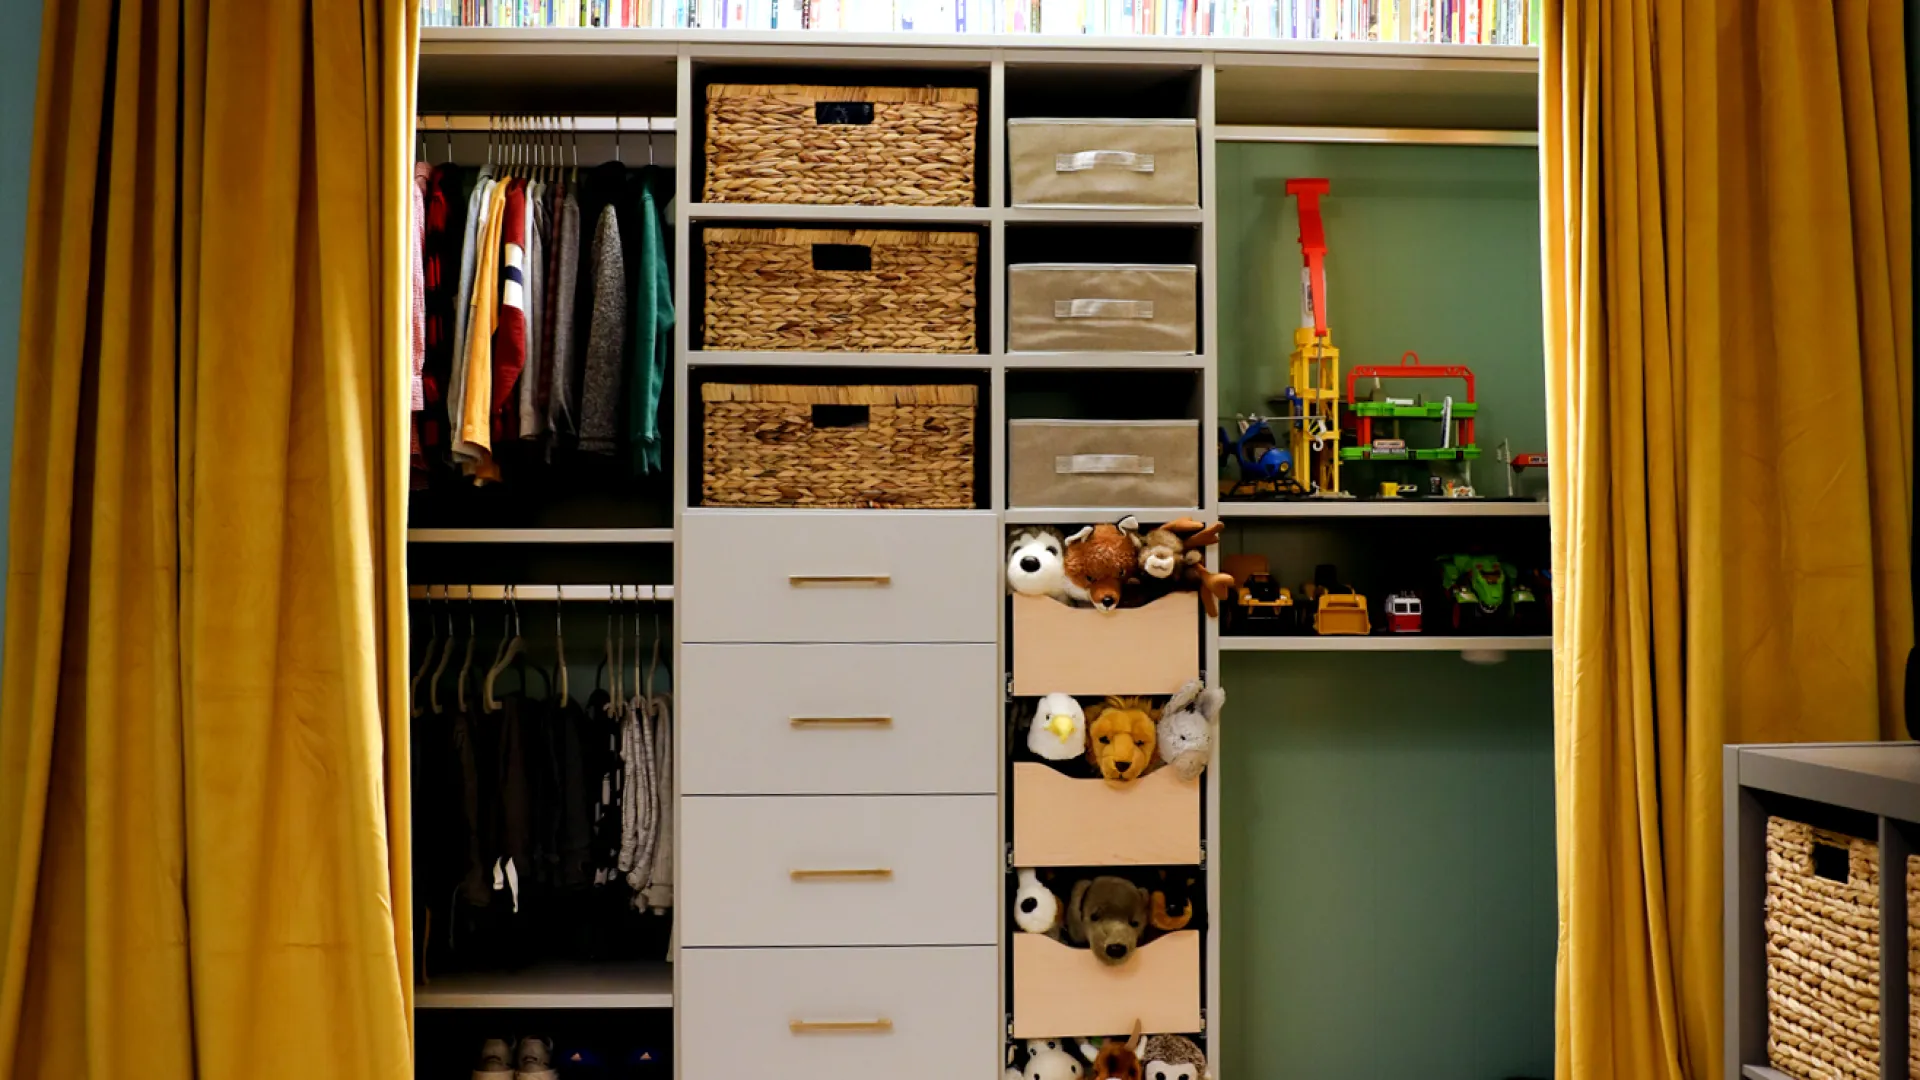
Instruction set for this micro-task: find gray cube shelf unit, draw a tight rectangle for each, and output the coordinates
[412,26,1541,1080]
[1724,743,1920,1080]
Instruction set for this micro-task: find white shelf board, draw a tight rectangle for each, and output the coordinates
[689,202,991,225]
[1220,499,1549,519]
[1003,351,1205,370]
[1003,206,1203,225]
[1221,634,1551,652]
[1741,1068,1791,1080]
[415,962,673,1009]
[690,350,992,369]
[1005,506,1207,525]
[407,528,675,543]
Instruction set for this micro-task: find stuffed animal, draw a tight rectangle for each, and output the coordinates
[1062,517,1141,612]
[1139,1035,1209,1080]
[1088,1024,1145,1080]
[1066,875,1151,966]
[1015,868,1062,935]
[1008,527,1073,602]
[1085,696,1160,784]
[1156,679,1223,782]
[1137,518,1233,618]
[1027,693,1086,761]
[1148,868,1198,932]
[1009,1039,1086,1080]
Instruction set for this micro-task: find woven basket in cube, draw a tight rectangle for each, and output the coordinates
[704,84,978,206]
[1766,817,1882,1079]
[702,383,976,509]
[1909,854,1919,1078]
[703,228,977,353]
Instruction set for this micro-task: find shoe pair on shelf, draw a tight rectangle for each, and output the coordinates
[474,1037,557,1080]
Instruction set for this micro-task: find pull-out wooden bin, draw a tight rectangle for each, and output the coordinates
[1011,593,1199,697]
[1009,419,1200,509]
[1008,119,1199,208]
[1008,265,1197,354]
[1012,931,1202,1039]
[1012,763,1200,867]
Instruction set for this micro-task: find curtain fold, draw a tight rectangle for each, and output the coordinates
[1543,1,1911,1078]
[1,1,420,1076]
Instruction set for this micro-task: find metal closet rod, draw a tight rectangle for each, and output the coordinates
[417,115,678,133]
[409,584,674,601]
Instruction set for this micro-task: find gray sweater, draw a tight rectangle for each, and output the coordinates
[577,205,626,455]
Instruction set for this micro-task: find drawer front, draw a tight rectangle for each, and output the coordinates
[679,795,998,947]
[1008,265,1198,354]
[681,510,1000,643]
[1009,419,1200,508]
[1009,119,1199,208]
[680,945,998,1080]
[681,644,999,795]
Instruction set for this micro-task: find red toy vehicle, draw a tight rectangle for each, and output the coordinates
[1386,592,1423,633]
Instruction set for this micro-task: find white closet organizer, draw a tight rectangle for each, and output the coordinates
[414,28,1540,1080]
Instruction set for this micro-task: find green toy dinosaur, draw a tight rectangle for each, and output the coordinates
[1438,554,1536,626]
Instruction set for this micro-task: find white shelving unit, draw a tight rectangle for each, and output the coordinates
[412,27,1545,1079]
[1220,499,1549,518]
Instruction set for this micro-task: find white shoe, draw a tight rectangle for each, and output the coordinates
[473,1039,514,1080]
[515,1037,558,1080]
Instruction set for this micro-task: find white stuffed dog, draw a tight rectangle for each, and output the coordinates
[1007,526,1071,602]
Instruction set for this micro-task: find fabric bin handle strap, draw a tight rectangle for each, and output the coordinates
[1054,298,1155,320]
[1056,454,1155,475]
[1056,149,1156,173]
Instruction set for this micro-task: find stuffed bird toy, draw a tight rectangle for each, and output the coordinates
[1028,693,1087,761]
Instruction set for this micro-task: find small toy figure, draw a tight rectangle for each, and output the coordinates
[1063,517,1142,612]
[1066,877,1153,967]
[1027,693,1087,762]
[1014,868,1063,936]
[1386,592,1423,633]
[1136,518,1234,617]
[1010,1039,1088,1080]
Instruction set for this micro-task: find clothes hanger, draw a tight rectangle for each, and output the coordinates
[555,585,570,705]
[429,587,459,714]
[614,116,623,166]
[485,586,526,712]
[569,116,580,184]
[443,114,453,163]
[457,585,479,713]
[486,114,495,169]
[646,117,655,167]
[606,584,626,718]
[410,585,443,717]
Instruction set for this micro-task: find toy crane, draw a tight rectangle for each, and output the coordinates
[1273,178,1343,496]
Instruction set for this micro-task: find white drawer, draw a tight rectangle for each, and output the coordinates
[679,795,998,947]
[680,509,1000,643]
[680,945,998,1080]
[680,644,999,795]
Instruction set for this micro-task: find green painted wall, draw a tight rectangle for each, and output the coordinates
[0,1,44,672]
[1216,142,1555,1080]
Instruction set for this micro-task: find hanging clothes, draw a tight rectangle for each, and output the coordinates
[410,162,429,489]
[576,203,626,456]
[519,179,550,443]
[546,181,583,443]
[457,178,510,481]
[627,166,674,476]
[491,179,531,451]
[421,164,467,477]
[448,164,497,471]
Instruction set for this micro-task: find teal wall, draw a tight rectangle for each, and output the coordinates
[0,2,42,659]
[1216,141,1555,1080]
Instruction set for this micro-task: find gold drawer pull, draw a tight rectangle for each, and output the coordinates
[790,1019,894,1034]
[788,574,892,587]
[790,867,893,880]
[791,716,893,728]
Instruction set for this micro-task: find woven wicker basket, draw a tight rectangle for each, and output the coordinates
[1909,854,1919,1078]
[704,84,978,206]
[701,383,976,509]
[1766,817,1882,1079]
[703,228,978,353]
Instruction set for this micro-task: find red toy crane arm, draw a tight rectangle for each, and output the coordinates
[1286,178,1331,338]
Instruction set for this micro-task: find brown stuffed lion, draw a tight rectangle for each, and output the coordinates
[1084,696,1160,784]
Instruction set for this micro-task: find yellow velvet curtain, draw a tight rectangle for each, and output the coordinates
[1542,1,1912,1077]
[0,1,420,1077]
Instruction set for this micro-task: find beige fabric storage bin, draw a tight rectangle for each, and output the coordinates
[1008,118,1199,208]
[1008,264,1197,354]
[1011,593,1199,696]
[1012,931,1202,1039]
[1012,763,1199,867]
[1009,419,1199,508]
[704,84,978,207]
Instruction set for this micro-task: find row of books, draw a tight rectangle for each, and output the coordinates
[419,0,1540,42]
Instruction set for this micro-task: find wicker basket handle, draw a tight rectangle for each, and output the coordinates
[814,101,875,126]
